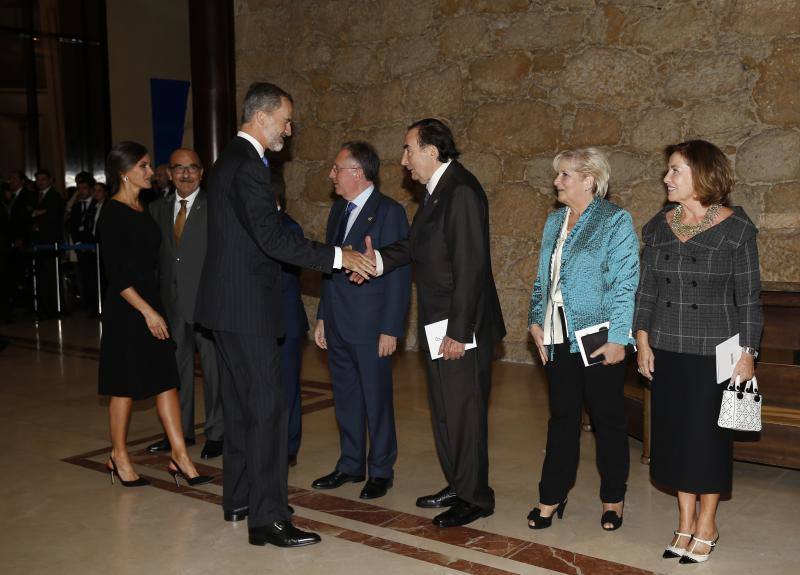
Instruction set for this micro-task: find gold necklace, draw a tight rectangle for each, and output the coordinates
[670,204,720,238]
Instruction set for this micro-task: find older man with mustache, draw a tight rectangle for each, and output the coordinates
[146,148,224,460]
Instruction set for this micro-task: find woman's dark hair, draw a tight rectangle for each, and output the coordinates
[106,141,148,194]
[408,118,460,162]
[664,140,733,206]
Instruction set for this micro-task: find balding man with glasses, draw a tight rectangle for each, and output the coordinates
[146,148,224,460]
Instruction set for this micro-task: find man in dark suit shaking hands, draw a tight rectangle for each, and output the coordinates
[365,119,506,527]
[312,141,411,500]
[194,82,375,548]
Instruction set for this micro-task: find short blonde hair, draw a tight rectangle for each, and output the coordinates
[552,147,611,198]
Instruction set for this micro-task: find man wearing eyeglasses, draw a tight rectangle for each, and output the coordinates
[311,141,411,500]
[145,148,224,460]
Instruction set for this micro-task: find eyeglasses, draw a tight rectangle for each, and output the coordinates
[170,164,201,174]
[331,165,362,175]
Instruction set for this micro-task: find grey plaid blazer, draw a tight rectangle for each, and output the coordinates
[633,205,762,355]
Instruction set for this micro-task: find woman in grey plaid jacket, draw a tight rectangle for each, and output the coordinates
[633,140,762,564]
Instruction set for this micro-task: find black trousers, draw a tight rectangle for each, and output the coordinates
[539,339,629,505]
[279,334,303,459]
[213,331,289,528]
[424,337,495,511]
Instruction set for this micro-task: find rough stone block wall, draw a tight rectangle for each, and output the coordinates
[235,0,800,364]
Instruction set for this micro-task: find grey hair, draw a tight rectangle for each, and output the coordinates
[553,147,611,198]
[240,82,293,124]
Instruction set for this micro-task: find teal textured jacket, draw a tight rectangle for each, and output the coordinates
[528,197,640,355]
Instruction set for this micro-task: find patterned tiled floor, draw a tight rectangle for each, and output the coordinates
[2,316,798,575]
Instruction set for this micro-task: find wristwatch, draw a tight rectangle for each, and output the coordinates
[742,346,759,359]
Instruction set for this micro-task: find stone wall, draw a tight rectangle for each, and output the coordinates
[235,0,800,363]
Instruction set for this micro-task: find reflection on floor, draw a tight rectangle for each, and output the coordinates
[1,316,798,575]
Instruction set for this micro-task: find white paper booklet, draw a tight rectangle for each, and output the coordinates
[424,319,477,360]
[716,333,741,383]
[574,322,610,367]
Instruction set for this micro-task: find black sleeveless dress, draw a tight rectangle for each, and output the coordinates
[97,200,178,399]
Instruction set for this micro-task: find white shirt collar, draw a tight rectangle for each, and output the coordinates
[348,184,374,208]
[237,130,265,158]
[174,187,200,219]
[426,160,452,195]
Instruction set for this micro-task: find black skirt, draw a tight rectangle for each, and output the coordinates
[650,348,733,494]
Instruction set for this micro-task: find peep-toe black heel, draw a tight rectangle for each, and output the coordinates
[527,499,567,530]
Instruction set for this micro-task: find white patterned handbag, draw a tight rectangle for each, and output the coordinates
[718,375,762,432]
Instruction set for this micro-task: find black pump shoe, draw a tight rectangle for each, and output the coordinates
[527,500,567,529]
[107,457,150,487]
[168,458,214,487]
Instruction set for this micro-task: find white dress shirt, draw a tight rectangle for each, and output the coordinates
[236,130,342,268]
[342,185,374,240]
[173,187,200,222]
[374,161,452,276]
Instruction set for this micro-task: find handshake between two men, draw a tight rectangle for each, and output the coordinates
[339,236,468,361]
[340,235,377,285]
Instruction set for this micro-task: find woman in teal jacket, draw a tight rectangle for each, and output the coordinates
[527,147,639,531]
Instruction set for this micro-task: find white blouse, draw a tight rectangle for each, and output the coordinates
[543,208,571,345]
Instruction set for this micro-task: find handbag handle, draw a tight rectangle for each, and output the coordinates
[733,375,760,395]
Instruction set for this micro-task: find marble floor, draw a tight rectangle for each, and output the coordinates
[1,316,798,575]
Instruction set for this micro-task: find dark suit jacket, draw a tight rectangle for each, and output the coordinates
[317,189,411,345]
[31,188,65,245]
[8,188,36,245]
[150,189,208,324]
[380,161,505,350]
[195,136,334,338]
[69,199,97,244]
[279,212,309,338]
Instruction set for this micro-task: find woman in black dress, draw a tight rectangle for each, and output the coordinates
[98,141,211,487]
[634,140,762,563]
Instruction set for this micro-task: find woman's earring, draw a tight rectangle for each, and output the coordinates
[122,175,129,182]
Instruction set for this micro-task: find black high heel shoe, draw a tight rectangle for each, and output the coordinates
[527,499,567,529]
[168,458,214,487]
[601,501,624,531]
[107,457,150,487]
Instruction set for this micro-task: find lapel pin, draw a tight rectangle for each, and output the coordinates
[367,215,374,222]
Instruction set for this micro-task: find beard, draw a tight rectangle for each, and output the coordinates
[266,131,285,152]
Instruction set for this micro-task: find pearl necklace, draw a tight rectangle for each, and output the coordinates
[670,204,720,238]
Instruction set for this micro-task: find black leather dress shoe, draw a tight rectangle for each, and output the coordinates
[248,520,321,547]
[224,506,248,522]
[416,486,459,508]
[225,505,294,521]
[311,470,365,490]
[201,439,223,459]
[433,501,493,528]
[359,477,393,499]
[288,454,297,467]
[146,437,195,453]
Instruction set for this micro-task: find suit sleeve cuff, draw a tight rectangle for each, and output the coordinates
[333,246,342,269]
[375,250,385,277]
